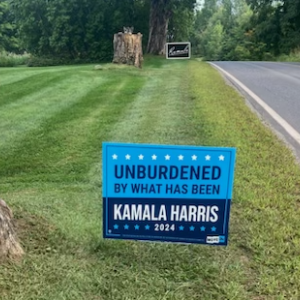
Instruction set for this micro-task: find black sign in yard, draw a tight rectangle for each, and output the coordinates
[166,42,191,59]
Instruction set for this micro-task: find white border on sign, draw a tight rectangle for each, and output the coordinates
[166,42,191,59]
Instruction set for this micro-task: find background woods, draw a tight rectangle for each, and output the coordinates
[2,0,195,63]
[0,0,300,63]
[192,0,300,60]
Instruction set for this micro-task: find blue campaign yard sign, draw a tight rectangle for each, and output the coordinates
[102,142,236,245]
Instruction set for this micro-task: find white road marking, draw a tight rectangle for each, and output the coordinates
[209,62,300,145]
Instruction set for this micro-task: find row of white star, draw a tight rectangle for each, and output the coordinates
[111,154,225,161]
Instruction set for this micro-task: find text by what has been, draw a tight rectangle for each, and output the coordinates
[115,183,221,195]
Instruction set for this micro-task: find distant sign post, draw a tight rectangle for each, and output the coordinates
[102,143,236,245]
[166,42,191,59]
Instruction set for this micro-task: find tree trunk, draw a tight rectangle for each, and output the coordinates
[0,199,24,262]
[113,31,143,68]
[147,0,171,55]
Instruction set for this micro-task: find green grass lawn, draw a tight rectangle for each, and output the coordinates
[1,57,300,300]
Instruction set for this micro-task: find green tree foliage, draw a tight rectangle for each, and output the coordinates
[10,0,150,61]
[278,0,300,52]
[2,0,300,62]
[1,0,197,61]
[167,6,194,42]
[220,0,254,60]
[190,0,218,56]
[246,0,281,55]
[202,19,223,60]
[7,0,196,60]
[246,0,300,55]
[193,0,300,60]
[193,0,254,60]
[0,0,19,52]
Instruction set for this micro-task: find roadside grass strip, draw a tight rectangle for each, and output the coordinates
[0,58,300,299]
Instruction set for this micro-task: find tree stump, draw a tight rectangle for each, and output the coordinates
[0,199,24,262]
[113,29,143,68]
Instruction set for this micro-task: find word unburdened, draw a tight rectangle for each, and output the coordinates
[114,164,221,180]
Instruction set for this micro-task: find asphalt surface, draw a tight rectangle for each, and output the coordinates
[211,61,300,160]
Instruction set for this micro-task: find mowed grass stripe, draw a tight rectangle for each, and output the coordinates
[107,60,190,144]
[0,72,146,185]
[90,60,193,190]
[0,65,92,87]
[139,62,193,144]
[0,69,54,87]
[0,71,76,107]
[0,71,107,150]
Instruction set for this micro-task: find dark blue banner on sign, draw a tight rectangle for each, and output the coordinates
[102,143,236,245]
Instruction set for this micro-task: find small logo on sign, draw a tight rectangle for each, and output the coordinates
[206,236,220,244]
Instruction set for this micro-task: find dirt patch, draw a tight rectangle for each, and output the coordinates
[13,210,57,255]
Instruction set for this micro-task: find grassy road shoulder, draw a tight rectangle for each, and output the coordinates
[0,58,300,299]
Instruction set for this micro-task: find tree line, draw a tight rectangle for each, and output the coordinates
[192,0,300,60]
[0,0,300,62]
[0,0,195,62]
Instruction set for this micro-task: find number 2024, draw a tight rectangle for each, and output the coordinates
[154,224,175,231]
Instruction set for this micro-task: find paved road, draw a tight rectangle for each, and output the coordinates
[211,61,300,160]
